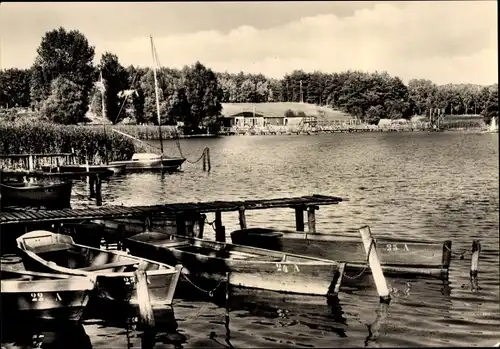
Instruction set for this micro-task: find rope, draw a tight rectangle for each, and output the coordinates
[180,269,226,297]
[343,239,376,280]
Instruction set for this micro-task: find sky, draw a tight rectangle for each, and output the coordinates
[0,1,498,85]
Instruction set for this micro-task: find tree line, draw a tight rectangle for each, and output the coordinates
[0,27,498,129]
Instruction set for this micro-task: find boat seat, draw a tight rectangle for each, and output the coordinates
[30,243,73,254]
[80,259,139,272]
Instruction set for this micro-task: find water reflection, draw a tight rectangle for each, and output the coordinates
[1,318,92,349]
[365,302,390,347]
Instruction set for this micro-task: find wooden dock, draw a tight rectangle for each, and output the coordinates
[0,194,343,226]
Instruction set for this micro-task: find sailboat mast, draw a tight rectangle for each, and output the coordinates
[100,70,109,165]
[150,35,164,154]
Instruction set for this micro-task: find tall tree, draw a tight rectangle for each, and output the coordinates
[482,84,498,125]
[99,53,129,124]
[182,62,223,134]
[30,27,95,119]
[126,65,147,124]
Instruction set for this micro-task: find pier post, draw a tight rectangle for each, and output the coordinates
[215,211,225,242]
[196,214,206,239]
[442,240,452,269]
[470,240,481,291]
[89,175,96,199]
[306,206,317,237]
[176,214,186,236]
[294,206,304,232]
[238,207,247,229]
[359,226,391,303]
[95,174,102,206]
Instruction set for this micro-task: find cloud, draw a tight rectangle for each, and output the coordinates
[1,1,497,85]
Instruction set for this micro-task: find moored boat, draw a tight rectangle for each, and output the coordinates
[0,180,73,209]
[16,230,183,308]
[108,153,185,172]
[1,265,96,321]
[230,228,452,278]
[124,232,346,297]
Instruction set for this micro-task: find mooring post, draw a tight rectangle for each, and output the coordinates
[238,206,247,230]
[134,262,156,349]
[117,223,126,251]
[306,205,317,237]
[442,240,452,269]
[85,155,90,184]
[89,175,96,199]
[359,226,391,303]
[215,211,225,242]
[470,240,481,290]
[176,214,186,236]
[295,206,304,232]
[225,272,231,333]
[196,214,206,239]
[143,217,152,233]
[95,174,102,206]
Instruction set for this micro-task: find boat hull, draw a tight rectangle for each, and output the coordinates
[231,228,451,278]
[16,231,182,307]
[0,181,73,209]
[0,271,95,321]
[125,232,345,297]
[109,156,185,172]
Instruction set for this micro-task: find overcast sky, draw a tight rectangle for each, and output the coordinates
[0,1,497,85]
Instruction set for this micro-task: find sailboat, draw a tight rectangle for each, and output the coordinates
[41,72,126,176]
[484,116,498,134]
[108,36,186,172]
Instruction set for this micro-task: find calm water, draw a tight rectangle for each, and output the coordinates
[4,132,499,348]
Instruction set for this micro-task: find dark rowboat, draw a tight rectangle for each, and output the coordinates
[125,232,345,297]
[230,228,452,278]
[16,230,183,308]
[109,153,185,172]
[0,181,73,209]
[0,265,96,321]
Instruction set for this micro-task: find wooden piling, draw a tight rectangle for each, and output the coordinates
[470,240,481,291]
[89,175,96,199]
[206,148,211,172]
[134,261,155,329]
[95,174,102,206]
[176,214,186,236]
[359,226,391,303]
[306,205,317,237]
[196,214,206,238]
[143,217,152,232]
[225,272,231,331]
[295,207,304,232]
[442,240,452,268]
[215,211,225,242]
[117,223,126,251]
[238,207,247,229]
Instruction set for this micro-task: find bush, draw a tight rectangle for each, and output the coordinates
[0,121,137,164]
[284,109,296,117]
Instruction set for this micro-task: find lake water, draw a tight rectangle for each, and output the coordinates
[3,131,499,348]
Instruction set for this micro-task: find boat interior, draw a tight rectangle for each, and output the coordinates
[129,232,325,263]
[19,231,165,273]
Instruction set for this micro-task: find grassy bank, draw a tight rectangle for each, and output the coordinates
[0,121,138,164]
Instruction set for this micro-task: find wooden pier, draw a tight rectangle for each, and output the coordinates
[0,194,343,228]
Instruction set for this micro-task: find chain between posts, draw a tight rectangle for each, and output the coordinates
[180,268,226,297]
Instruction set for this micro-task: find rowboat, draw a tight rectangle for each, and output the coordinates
[1,265,96,321]
[124,232,346,297]
[0,180,73,209]
[16,230,183,308]
[230,228,452,278]
[108,153,185,172]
